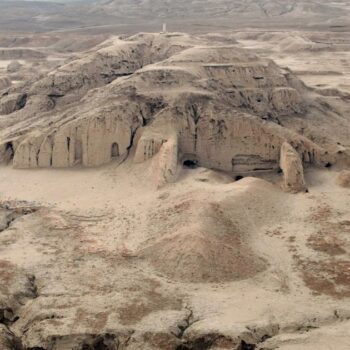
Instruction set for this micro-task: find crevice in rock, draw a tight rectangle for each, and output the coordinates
[139,109,147,126]
[190,105,200,125]
[67,137,71,152]
[47,93,64,98]
[0,202,40,233]
[172,307,197,340]
[16,93,27,110]
[0,323,23,350]
[0,214,15,233]
[118,125,140,166]
[127,126,139,153]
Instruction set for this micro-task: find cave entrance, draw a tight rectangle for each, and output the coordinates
[111,142,119,158]
[235,175,244,181]
[183,159,198,169]
[4,142,14,163]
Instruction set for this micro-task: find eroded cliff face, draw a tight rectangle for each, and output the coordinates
[134,97,326,182]
[13,113,134,168]
[0,32,347,175]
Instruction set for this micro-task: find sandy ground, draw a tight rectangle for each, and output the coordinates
[236,31,350,93]
[0,26,349,350]
[0,158,350,349]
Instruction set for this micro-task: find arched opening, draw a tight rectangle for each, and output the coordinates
[324,162,332,168]
[4,142,14,163]
[235,175,244,181]
[111,142,119,158]
[183,159,198,169]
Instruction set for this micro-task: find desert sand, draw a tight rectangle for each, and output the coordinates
[0,1,349,349]
[0,161,350,349]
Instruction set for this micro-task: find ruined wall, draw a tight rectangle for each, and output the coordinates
[152,135,179,187]
[173,100,327,173]
[280,142,307,193]
[177,112,283,172]
[13,115,133,168]
[134,132,167,164]
[0,35,335,173]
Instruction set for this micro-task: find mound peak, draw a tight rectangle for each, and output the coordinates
[141,198,267,283]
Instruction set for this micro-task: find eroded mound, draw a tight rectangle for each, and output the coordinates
[142,198,267,283]
[1,32,347,177]
[336,170,350,188]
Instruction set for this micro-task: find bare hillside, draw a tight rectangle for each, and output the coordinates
[0,0,349,32]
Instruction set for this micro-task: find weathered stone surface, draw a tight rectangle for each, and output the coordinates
[0,324,20,350]
[0,77,11,91]
[0,93,27,115]
[280,142,307,193]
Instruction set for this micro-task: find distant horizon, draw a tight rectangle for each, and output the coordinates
[0,0,87,2]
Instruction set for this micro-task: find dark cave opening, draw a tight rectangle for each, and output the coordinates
[183,159,198,169]
[235,175,244,181]
[4,142,14,163]
[238,340,256,350]
[111,142,119,158]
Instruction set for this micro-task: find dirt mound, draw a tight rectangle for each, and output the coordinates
[6,61,22,73]
[336,170,350,187]
[141,199,267,283]
[278,35,330,52]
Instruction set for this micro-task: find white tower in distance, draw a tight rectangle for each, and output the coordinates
[162,23,167,33]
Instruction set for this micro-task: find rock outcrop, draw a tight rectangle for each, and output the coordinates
[280,142,307,193]
[0,93,27,115]
[0,32,346,178]
[0,325,20,350]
